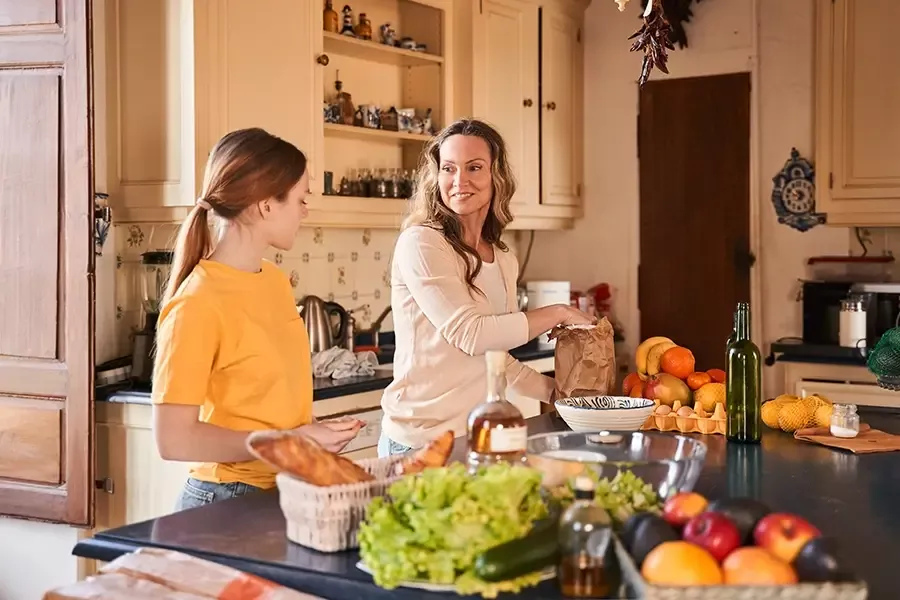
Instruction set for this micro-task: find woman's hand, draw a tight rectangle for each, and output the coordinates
[556,305,597,327]
[294,419,364,453]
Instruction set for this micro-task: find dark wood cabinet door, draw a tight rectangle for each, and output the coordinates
[0,0,94,526]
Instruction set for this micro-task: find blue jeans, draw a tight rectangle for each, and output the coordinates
[377,433,413,457]
[176,477,263,511]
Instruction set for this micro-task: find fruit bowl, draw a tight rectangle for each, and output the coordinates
[554,396,655,432]
[525,430,707,498]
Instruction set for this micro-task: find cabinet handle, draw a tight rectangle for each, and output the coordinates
[544,101,556,110]
[317,54,330,66]
[523,98,533,107]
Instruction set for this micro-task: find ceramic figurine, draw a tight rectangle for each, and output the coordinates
[380,23,397,46]
[323,0,339,33]
[353,106,364,127]
[422,108,433,135]
[381,107,399,131]
[355,13,372,40]
[340,5,355,36]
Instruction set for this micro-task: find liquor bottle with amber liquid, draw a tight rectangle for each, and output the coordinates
[557,476,619,598]
[726,302,762,443]
[466,350,528,472]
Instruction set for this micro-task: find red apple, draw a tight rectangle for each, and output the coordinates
[662,492,708,529]
[753,512,822,563]
[682,512,742,562]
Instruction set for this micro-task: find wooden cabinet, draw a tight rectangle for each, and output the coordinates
[458,0,589,229]
[95,0,454,228]
[782,362,900,409]
[815,0,900,226]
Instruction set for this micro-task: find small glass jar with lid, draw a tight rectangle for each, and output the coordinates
[830,403,860,438]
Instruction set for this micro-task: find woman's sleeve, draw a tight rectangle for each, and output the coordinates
[506,357,556,403]
[151,295,220,406]
[395,228,530,356]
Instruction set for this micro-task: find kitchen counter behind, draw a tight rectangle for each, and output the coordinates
[96,341,555,405]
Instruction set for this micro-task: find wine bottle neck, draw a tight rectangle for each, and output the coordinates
[486,369,507,402]
[735,307,751,342]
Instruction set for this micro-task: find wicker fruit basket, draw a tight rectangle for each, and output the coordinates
[614,539,868,600]
[641,400,726,436]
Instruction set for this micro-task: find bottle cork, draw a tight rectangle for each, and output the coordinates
[485,350,508,373]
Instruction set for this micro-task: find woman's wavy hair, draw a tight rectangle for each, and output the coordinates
[162,127,307,306]
[403,118,516,295]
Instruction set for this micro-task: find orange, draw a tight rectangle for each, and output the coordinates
[686,371,712,391]
[706,368,726,383]
[722,547,797,585]
[660,347,696,380]
[641,541,723,586]
[623,372,642,396]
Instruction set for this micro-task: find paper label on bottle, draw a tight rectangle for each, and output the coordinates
[490,426,528,453]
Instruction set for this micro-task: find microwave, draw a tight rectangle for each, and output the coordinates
[801,281,900,347]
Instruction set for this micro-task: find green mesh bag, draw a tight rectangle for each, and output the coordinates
[867,327,900,390]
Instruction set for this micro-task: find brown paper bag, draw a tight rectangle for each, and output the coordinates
[549,317,617,398]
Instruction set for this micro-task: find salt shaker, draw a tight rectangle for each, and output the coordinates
[830,404,860,438]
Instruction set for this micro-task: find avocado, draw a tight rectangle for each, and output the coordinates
[620,512,657,553]
[793,537,857,583]
[706,497,772,545]
[629,514,680,568]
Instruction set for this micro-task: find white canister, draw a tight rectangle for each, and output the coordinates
[839,298,867,349]
[525,281,571,349]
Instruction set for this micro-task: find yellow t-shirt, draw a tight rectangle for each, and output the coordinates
[151,259,312,489]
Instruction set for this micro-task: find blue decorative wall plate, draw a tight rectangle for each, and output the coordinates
[771,147,826,232]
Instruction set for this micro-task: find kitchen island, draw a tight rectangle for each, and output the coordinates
[74,408,900,599]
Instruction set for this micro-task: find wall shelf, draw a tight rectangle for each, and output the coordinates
[324,123,432,143]
[323,31,443,67]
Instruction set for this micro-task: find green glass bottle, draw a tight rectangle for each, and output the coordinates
[726,302,762,443]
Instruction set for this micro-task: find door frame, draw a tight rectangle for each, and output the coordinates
[632,0,763,350]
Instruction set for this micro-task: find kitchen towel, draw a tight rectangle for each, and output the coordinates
[794,424,900,453]
[312,347,378,379]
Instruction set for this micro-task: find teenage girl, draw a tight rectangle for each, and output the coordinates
[151,128,362,510]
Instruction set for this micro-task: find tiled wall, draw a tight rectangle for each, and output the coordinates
[109,223,520,357]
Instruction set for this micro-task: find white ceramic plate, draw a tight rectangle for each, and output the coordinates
[355,561,556,593]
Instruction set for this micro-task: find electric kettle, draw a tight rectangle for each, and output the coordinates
[297,295,350,353]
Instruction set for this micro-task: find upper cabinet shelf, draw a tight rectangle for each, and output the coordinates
[323,31,443,67]
[324,122,432,143]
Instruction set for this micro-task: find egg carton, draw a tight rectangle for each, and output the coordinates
[640,400,726,436]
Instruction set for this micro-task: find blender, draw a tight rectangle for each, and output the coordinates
[130,250,173,384]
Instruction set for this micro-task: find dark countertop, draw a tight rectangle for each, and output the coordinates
[96,341,555,405]
[74,408,900,599]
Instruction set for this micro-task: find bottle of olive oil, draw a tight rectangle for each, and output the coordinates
[726,302,762,443]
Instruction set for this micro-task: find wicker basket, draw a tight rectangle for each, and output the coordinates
[614,537,868,600]
[275,454,406,553]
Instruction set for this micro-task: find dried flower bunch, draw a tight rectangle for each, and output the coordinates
[629,0,675,86]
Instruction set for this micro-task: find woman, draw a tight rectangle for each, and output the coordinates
[378,119,595,456]
[152,128,362,510]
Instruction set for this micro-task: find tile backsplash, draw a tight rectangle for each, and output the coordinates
[106,223,520,359]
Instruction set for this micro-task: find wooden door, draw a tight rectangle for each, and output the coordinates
[473,0,540,206]
[815,0,900,220]
[638,73,751,372]
[540,6,582,207]
[0,0,94,525]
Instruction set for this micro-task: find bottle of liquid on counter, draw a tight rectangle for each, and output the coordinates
[466,350,527,472]
[557,476,619,598]
[726,302,762,444]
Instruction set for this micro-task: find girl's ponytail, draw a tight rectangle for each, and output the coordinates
[162,203,211,306]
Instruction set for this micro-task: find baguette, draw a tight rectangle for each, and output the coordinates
[43,572,205,600]
[247,430,374,486]
[396,430,455,475]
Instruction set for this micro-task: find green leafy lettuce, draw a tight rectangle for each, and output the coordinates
[358,463,548,598]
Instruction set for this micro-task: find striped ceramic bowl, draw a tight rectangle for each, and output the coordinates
[554,396,655,432]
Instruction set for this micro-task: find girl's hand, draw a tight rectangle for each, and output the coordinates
[294,420,363,453]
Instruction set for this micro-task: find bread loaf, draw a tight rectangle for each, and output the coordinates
[247,430,374,486]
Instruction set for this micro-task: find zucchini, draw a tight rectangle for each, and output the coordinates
[473,517,560,582]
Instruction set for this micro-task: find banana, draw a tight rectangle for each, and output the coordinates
[635,336,674,376]
[647,341,677,376]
